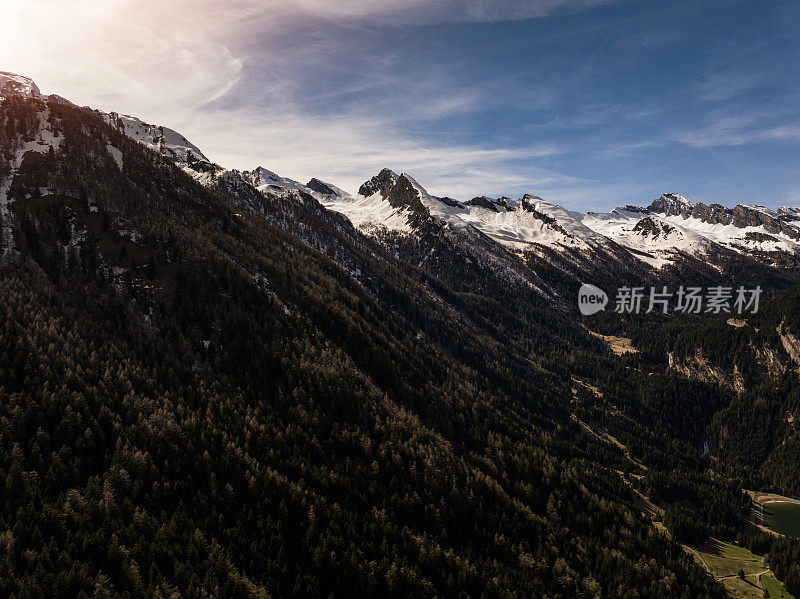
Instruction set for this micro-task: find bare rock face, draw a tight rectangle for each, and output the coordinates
[358,169,429,216]
[306,178,336,196]
[778,207,800,222]
[745,231,779,243]
[465,196,514,212]
[386,174,429,214]
[730,206,800,241]
[647,193,696,216]
[648,192,800,241]
[633,216,674,238]
[465,196,501,212]
[437,196,461,207]
[621,204,650,214]
[689,203,732,225]
[778,321,800,366]
[358,168,397,197]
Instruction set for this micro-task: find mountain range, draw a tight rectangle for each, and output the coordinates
[5,70,798,296]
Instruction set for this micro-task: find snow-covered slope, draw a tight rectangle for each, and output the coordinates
[0,72,74,106]
[322,189,415,233]
[242,166,307,195]
[0,72,210,173]
[458,194,613,252]
[577,194,800,267]
[102,112,211,167]
[318,174,800,271]
[0,72,43,100]
[283,163,800,271]
[580,207,711,268]
[317,169,614,255]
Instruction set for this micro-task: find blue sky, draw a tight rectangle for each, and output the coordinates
[4,0,799,209]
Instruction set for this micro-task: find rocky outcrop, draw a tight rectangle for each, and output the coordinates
[778,320,800,366]
[358,167,397,197]
[306,178,336,196]
[358,169,430,217]
[647,193,696,216]
[648,193,800,241]
[465,196,500,212]
[745,231,779,243]
[633,216,675,238]
[0,71,42,99]
[670,350,745,394]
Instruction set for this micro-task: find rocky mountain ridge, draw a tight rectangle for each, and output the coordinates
[3,70,799,292]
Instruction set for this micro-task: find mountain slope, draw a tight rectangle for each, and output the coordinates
[0,77,734,597]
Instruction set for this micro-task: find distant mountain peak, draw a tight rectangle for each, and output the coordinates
[0,71,43,100]
[103,111,211,167]
[647,193,696,216]
[358,168,398,197]
[306,178,337,196]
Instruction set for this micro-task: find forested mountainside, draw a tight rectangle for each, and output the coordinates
[1,86,800,598]
[608,283,800,499]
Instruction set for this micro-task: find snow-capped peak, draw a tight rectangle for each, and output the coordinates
[9,68,798,276]
[647,193,697,216]
[358,168,398,197]
[0,72,43,100]
[399,172,430,198]
[240,166,315,197]
[777,206,800,222]
[102,112,211,167]
[1,74,212,173]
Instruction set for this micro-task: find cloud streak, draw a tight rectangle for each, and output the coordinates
[279,0,617,25]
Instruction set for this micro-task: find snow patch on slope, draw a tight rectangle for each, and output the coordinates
[0,72,42,100]
[0,107,66,252]
[243,167,310,196]
[102,112,209,164]
[322,192,415,234]
[106,143,123,170]
[663,213,800,254]
[580,208,708,266]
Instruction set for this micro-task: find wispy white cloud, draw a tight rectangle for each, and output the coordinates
[0,0,245,119]
[672,112,800,148]
[0,0,601,200]
[283,0,617,25]
[695,69,769,103]
[192,103,567,198]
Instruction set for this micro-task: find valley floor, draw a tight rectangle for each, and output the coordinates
[576,409,796,597]
[683,539,779,599]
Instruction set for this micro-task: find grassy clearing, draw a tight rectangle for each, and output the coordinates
[695,538,764,577]
[687,538,776,599]
[585,328,638,355]
[762,573,795,598]
[764,501,800,537]
[727,318,748,328]
[747,490,800,537]
[720,577,765,599]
